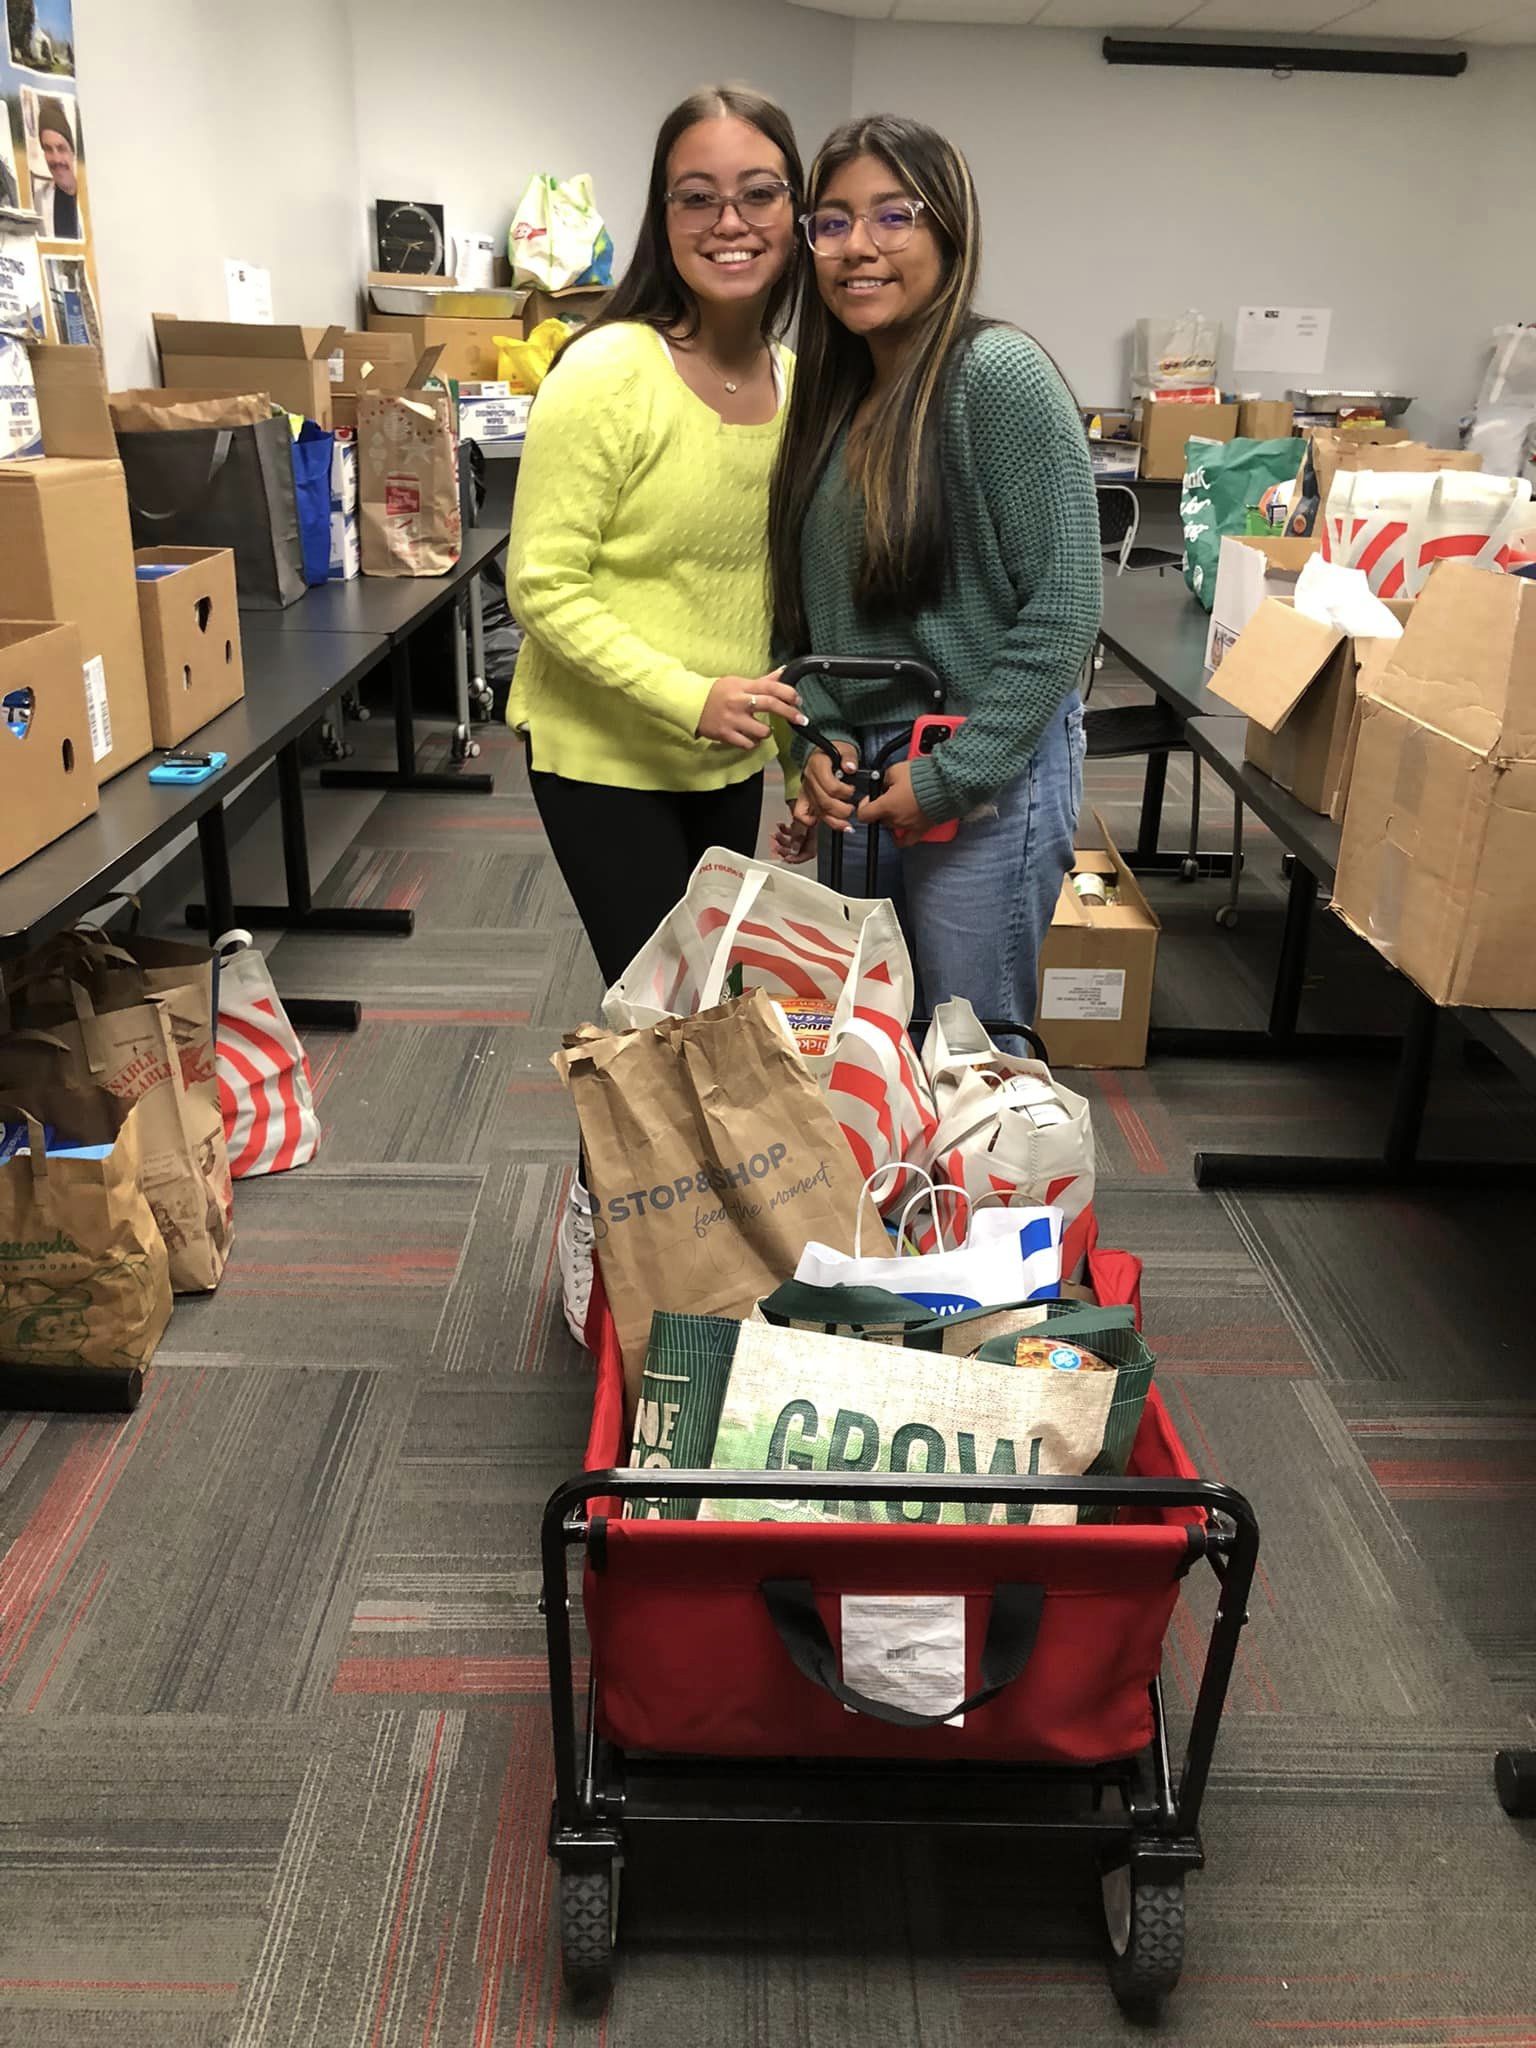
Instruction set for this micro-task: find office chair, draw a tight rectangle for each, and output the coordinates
[1096,483,1183,576]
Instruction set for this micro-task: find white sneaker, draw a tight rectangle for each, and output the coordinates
[558,1179,596,1347]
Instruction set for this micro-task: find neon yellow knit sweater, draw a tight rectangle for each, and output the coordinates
[506,321,792,792]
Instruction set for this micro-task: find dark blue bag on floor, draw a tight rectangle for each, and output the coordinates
[290,422,335,587]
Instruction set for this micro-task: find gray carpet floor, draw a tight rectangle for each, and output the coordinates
[0,659,1532,2046]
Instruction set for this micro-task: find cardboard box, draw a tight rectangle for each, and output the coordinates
[331,344,444,432]
[521,285,610,332]
[1203,532,1318,675]
[153,316,346,426]
[1210,594,1412,815]
[458,386,530,445]
[366,313,510,383]
[1237,400,1295,441]
[1036,815,1160,1068]
[0,346,153,784]
[328,508,359,582]
[0,620,97,877]
[0,335,41,460]
[132,547,245,748]
[330,433,357,515]
[1136,399,1239,482]
[1332,565,1536,1009]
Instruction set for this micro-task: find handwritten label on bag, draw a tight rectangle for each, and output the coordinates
[82,656,112,764]
[1040,968,1125,1024]
[841,1595,966,1725]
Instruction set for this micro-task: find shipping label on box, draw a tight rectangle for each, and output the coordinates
[1036,815,1160,1068]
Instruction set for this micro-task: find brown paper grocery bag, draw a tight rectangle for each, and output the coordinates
[554,989,864,1409]
[357,388,461,577]
[109,389,274,433]
[0,1097,173,1374]
[0,991,232,1294]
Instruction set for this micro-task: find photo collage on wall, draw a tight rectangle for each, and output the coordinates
[0,0,100,348]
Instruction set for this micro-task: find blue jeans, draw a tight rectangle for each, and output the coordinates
[819,697,1086,1052]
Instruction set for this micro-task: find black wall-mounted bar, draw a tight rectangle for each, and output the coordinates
[1102,36,1468,78]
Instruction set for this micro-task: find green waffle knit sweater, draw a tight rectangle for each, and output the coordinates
[794,325,1102,825]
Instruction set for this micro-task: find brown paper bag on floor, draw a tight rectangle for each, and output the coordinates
[5,930,233,1265]
[0,1096,172,1374]
[358,387,461,577]
[554,989,865,1409]
[0,991,232,1293]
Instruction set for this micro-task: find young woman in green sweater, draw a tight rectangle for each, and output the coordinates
[508,85,809,1339]
[770,115,1101,1046]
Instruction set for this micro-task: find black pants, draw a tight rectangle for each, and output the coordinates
[529,765,765,986]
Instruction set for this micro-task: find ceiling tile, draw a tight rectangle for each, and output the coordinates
[1177,0,1376,26]
[1033,0,1189,24]
[891,0,1044,17]
[1307,0,1518,34]
[785,0,897,16]
[1462,3,1536,36]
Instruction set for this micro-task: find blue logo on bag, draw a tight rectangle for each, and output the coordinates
[901,1291,981,1317]
[1049,1346,1083,1372]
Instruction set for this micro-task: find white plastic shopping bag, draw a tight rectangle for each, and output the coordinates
[919,998,1096,1276]
[795,1173,1064,1318]
[214,930,320,1179]
[508,172,608,292]
[604,847,937,1210]
[1323,469,1532,596]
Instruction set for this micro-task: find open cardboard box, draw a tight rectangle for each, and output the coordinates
[1332,564,1536,1009]
[153,316,347,427]
[1036,813,1160,1068]
[1203,532,1318,675]
[0,343,153,786]
[0,620,97,878]
[133,547,245,748]
[1209,593,1412,816]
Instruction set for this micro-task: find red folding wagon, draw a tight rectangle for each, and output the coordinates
[541,1244,1258,2019]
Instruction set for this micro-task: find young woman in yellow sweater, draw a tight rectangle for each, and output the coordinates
[507,84,809,1339]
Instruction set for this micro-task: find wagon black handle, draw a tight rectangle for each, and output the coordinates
[761,1577,1045,1729]
[781,656,946,712]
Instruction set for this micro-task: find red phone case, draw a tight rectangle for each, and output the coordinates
[903,714,966,844]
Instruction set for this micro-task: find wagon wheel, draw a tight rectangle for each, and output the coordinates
[559,1861,619,1997]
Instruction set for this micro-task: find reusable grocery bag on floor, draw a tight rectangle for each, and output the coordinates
[919,998,1096,1276]
[555,988,866,1407]
[213,930,321,1180]
[0,1100,173,1373]
[604,847,937,1208]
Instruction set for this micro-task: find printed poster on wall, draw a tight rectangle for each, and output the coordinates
[0,0,101,350]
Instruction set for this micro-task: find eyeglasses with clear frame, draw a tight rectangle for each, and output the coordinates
[800,198,927,256]
[664,179,794,233]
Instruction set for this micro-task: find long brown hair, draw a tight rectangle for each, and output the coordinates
[769,115,987,644]
[566,84,804,353]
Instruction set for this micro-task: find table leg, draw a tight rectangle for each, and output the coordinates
[1135,748,1167,864]
[193,793,361,1035]
[1150,855,1396,1064]
[187,741,414,937]
[320,637,495,796]
[1193,987,1531,1190]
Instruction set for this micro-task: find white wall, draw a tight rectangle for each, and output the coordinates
[346,0,856,290]
[75,0,365,387]
[851,25,1536,442]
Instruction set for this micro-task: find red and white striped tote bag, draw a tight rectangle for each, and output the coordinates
[214,930,321,1179]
